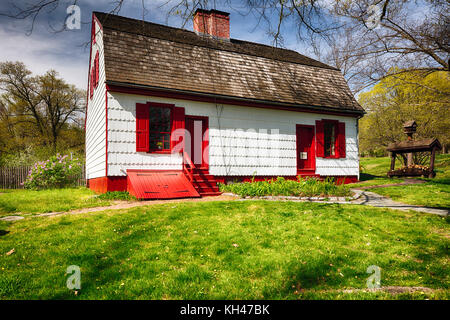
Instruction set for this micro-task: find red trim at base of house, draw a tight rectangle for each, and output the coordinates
[333,176,358,184]
[87,176,128,193]
[88,174,358,195]
[215,175,358,185]
[87,177,107,194]
[107,176,128,191]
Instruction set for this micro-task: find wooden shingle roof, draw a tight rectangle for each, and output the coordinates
[387,138,442,153]
[403,120,417,128]
[95,12,364,114]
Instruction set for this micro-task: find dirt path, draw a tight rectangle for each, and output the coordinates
[0,194,239,220]
[1,181,447,221]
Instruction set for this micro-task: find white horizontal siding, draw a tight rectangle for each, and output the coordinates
[107,94,182,176]
[106,92,359,177]
[85,20,106,180]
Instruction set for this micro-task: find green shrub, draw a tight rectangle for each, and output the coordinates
[219,176,351,198]
[97,191,135,201]
[23,154,82,190]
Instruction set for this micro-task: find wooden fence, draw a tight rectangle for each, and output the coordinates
[0,165,86,189]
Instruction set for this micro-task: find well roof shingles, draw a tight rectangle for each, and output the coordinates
[95,12,364,113]
[387,138,442,152]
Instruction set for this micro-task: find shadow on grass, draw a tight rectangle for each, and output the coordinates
[359,173,384,181]
[261,255,362,298]
[263,214,450,298]
[50,254,118,300]
[426,178,450,186]
[0,230,10,236]
[0,203,16,215]
[49,214,157,299]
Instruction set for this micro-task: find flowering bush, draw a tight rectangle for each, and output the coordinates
[24,154,82,190]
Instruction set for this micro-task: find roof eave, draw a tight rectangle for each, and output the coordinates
[105,80,366,117]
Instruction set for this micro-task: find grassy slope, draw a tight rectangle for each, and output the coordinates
[0,201,448,300]
[349,155,450,209]
[0,188,111,216]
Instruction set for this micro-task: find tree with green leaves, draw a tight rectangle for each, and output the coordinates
[358,70,449,156]
[0,61,85,163]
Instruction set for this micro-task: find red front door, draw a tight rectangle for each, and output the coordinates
[296,125,316,174]
[185,116,209,169]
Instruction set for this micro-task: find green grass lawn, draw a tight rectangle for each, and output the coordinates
[0,201,448,299]
[0,188,112,216]
[373,181,450,209]
[349,154,449,209]
[351,157,408,188]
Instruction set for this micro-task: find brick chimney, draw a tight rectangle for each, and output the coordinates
[193,9,230,39]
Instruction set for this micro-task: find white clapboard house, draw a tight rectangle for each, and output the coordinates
[85,10,365,199]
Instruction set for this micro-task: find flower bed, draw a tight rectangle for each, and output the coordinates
[219,177,351,198]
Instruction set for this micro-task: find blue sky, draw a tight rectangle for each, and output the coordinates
[0,0,313,91]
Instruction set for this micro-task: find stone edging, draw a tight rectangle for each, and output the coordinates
[221,190,363,202]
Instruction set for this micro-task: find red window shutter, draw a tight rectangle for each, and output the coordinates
[92,63,96,89]
[136,103,149,152]
[171,107,185,153]
[95,52,99,87]
[315,120,324,157]
[90,71,94,99]
[337,122,346,158]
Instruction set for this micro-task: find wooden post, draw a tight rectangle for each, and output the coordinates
[406,152,413,167]
[429,147,436,178]
[390,152,396,171]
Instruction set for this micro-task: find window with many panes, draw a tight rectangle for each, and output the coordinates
[149,106,171,151]
[315,119,345,159]
[323,121,336,157]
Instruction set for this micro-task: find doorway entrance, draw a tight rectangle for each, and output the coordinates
[296,124,316,174]
[185,116,209,169]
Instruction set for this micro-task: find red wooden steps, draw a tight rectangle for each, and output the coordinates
[189,167,222,197]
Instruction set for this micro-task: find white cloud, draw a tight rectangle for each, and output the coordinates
[0,27,88,90]
[0,0,328,92]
